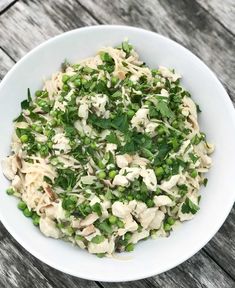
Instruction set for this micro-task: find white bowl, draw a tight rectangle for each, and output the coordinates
[0,25,235,282]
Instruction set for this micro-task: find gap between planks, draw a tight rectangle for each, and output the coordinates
[195,0,235,37]
[0,0,18,15]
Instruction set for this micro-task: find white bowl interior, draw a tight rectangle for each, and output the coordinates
[0,26,235,282]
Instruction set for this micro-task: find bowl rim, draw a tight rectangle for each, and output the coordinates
[0,25,235,282]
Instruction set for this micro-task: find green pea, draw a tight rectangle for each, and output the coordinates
[124,232,132,241]
[32,215,40,226]
[20,134,29,143]
[84,137,91,145]
[35,126,43,133]
[190,170,198,178]
[155,167,164,177]
[23,208,33,217]
[35,90,43,97]
[90,142,97,149]
[74,79,81,87]
[172,120,178,128]
[47,141,53,149]
[125,243,134,252]
[164,223,172,232]
[108,215,117,224]
[146,199,155,208]
[62,74,70,83]
[117,219,124,228]
[157,127,165,135]
[166,158,173,165]
[98,171,106,180]
[127,109,135,117]
[6,188,14,195]
[17,201,27,210]
[111,76,119,86]
[118,186,125,192]
[108,170,117,179]
[167,217,175,225]
[81,79,87,85]
[62,84,69,91]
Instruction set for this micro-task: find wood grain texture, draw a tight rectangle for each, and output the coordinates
[100,250,235,288]
[0,222,99,288]
[0,48,15,79]
[204,207,235,279]
[0,0,17,12]
[0,0,234,287]
[196,0,235,34]
[0,0,96,60]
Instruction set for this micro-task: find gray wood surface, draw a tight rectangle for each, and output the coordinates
[0,1,234,287]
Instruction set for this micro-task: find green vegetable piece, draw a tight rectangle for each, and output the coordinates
[124,232,132,241]
[164,223,172,232]
[155,167,164,177]
[108,170,117,179]
[75,235,84,241]
[166,158,173,165]
[32,214,40,226]
[108,215,117,224]
[146,199,155,208]
[92,202,102,216]
[18,201,27,210]
[127,109,135,117]
[98,160,105,169]
[190,170,198,178]
[117,219,124,228]
[181,197,199,215]
[98,221,113,235]
[157,100,174,119]
[91,235,105,244]
[62,74,70,83]
[20,134,29,143]
[6,188,15,195]
[166,217,175,225]
[23,207,33,217]
[66,227,75,236]
[122,41,133,55]
[125,243,134,252]
[203,178,208,187]
[98,171,106,180]
[96,253,106,258]
[111,76,119,86]
[84,137,91,145]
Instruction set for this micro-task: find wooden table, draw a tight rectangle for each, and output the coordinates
[0,1,234,287]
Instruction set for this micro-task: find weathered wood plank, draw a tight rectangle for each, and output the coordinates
[0,48,15,79]
[77,0,235,104]
[0,222,99,288]
[100,250,234,288]
[204,206,235,279]
[0,0,97,60]
[0,223,53,288]
[0,0,17,13]
[196,0,235,34]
